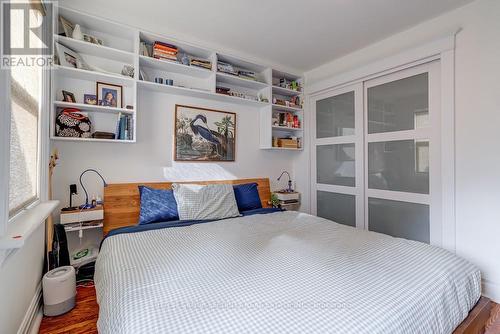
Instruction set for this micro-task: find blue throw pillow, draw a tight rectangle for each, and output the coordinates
[233,183,262,212]
[138,186,179,225]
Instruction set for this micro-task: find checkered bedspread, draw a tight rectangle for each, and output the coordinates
[95,211,480,333]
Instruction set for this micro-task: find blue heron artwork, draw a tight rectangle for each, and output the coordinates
[175,105,236,161]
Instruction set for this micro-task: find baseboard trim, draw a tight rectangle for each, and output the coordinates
[17,283,42,334]
[483,279,500,303]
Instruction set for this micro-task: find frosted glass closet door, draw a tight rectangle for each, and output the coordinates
[312,84,364,228]
[364,62,441,245]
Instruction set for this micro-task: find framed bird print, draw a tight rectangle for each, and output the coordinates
[174,105,236,161]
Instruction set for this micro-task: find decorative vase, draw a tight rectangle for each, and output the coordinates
[72,24,83,40]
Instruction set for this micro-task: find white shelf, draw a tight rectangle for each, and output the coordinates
[272,104,303,112]
[55,35,135,64]
[138,80,269,107]
[272,85,302,97]
[58,7,136,51]
[272,126,303,132]
[52,65,135,86]
[64,223,103,232]
[54,101,135,114]
[51,136,135,143]
[139,55,213,78]
[216,72,268,90]
[262,147,304,151]
[54,6,304,152]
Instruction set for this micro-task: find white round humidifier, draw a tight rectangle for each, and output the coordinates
[42,266,76,316]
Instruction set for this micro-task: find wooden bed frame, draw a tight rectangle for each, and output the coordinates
[103,178,271,234]
[103,177,491,334]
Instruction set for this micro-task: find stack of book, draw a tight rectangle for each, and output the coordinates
[190,57,212,70]
[115,113,133,140]
[238,70,256,80]
[153,41,178,62]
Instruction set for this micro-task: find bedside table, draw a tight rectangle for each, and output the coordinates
[60,206,103,268]
[274,191,300,211]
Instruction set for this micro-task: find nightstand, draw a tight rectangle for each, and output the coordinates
[274,191,300,211]
[60,206,103,268]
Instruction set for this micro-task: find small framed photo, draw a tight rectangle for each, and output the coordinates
[84,94,97,105]
[62,90,76,103]
[59,16,74,37]
[55,42,82,69]
[96,82,122,108]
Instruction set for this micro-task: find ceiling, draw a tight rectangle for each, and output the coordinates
[60,0,474,73]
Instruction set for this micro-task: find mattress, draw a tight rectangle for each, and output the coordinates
[95,211,481,334]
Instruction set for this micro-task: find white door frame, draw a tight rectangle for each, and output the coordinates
[307,35,456,251]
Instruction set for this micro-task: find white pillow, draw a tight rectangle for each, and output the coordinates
[172,183,240,220]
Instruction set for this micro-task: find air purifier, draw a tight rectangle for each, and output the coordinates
[42,266,76,316]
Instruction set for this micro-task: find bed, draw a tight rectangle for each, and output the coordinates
[97,178,489,334]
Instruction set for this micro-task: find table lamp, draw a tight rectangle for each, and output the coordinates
[79,169,107,209]
[277,171,293,193]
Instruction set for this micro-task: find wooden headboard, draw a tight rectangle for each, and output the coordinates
[103,178,271,234]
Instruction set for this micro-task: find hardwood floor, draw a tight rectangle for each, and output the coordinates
[39,286,500,334]
[39,285,98,334]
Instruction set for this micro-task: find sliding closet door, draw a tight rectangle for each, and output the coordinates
[364,62,441,245]
[311,84,364,228]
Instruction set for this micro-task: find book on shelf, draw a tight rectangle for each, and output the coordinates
[152,41,178,62]
[153,51,178,61]
[92,131,115,140]
[153,41,178,52]
[153,48,177,57]
[190,57,212,70]
[139,41,152,57]
[115,112,133,140]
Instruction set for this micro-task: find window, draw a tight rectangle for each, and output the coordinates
[7,4,43,217]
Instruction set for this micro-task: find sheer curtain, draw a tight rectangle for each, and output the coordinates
[8,7,42,216]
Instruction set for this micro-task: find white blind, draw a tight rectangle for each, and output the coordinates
[8,8,42,216]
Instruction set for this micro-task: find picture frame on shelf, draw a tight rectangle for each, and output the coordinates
[97,82,122,108]
[174,105,236,162]
[62,90,76,103]
[55,42,86,69]
[59,16,74,37]
[84,94,97,105]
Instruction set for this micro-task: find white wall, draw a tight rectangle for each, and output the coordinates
[304,0,500,302]
[52,91,296,216]
[0,224,45,334]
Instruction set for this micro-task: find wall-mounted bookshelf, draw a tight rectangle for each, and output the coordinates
[51,6,305,150]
